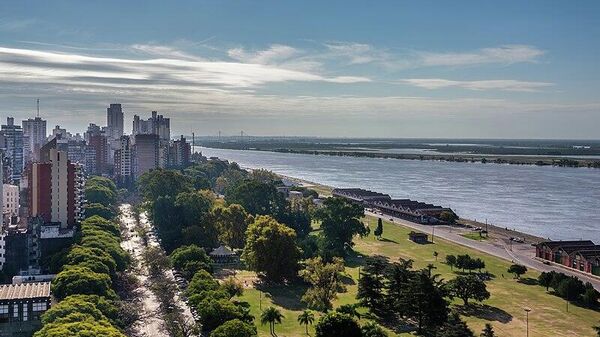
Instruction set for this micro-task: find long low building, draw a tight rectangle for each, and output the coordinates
[370,198,455,224]
[332,188,456,224]
[0,282,51,337]
[536,240,600,276]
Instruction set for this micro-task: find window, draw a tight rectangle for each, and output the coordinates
[13,304,18,318]
[0,304,8,314]
[22,304,28,321]
[32,302,46,312]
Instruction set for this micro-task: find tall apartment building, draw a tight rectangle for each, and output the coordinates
[133,134,159,179]
[3,184,19,217]
[169,135,192,168]
[114,135,133,186]
[22,117,47,164]
[28,149,84,228]
[133,111,170,140]
[87,134,108,175]
[107,103,124,141]
[0,117,24,184]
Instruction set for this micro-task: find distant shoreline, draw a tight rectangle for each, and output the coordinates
[201,145,600,169]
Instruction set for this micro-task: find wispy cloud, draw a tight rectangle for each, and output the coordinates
[400,78,554,92]
[0,18,37,32]
[228,44,300,64]
[418,45,545,67]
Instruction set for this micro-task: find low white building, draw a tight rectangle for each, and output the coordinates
[3,184,19,217]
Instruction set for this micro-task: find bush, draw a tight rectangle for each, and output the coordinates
[210,319,257,337]
[315,312,361,337]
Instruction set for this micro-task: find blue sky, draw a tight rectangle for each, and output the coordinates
[0,0,599,138]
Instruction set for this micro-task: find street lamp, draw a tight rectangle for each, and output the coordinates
[524,308,531,337]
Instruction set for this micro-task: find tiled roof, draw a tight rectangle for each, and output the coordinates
[538,240,595,249]
[0,282,51,301]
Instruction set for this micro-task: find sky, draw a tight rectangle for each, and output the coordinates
[0,0,599,139]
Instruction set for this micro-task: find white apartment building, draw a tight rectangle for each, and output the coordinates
[3,184,19,217]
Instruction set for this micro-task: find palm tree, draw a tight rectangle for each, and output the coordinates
[426,263,437,277]
[297,310,315,335]
[261,307,284,336]
[433,251,439,261]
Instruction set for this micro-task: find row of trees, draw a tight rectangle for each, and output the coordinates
[358,255,492,335]
[538,270,599,307]
[35,177,132,337]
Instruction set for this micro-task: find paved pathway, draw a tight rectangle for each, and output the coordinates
[367,211,600,291]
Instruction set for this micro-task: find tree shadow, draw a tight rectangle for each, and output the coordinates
[379,237,399,244]
[255,281,309,311]
[340,274,356,286]
[517,277,538,286]
[363,313,416,334]
[344,250,368,269]
[455,304,513,323]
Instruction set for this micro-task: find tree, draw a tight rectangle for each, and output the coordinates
[65,245,117,277]
[583,286,600,308]
[480,323,495,337]
[86,176,117,194]
[433,251,439,262]
[538,271,555,291]
[138,168,192,201]
[170,245,212,280]
[226,180,286,217]
[456,254,471,272]
[361,322,389,337]
[175,190,215,225]
[357,255,389,315]
[186,270,220,297]
[315,312,362,337]
[374,218,383,240]
[242,215,300,282]
[556,276,586,301]
[210,319,257,337]
[299,257,346,312]
[34,316,127,337]
[221,277,244,298]
[446,255,457,271]
[438,312,475,337]
[81,216,121,238]
[213,204,254,249]
[261,307,284,336]
[85,185,117,207]
[196,298,252,331]
[507,264,527,279]
[85,203,117,220]
[314,197,367,256]
[336,304,361,319]
[42,296,108,325]
[297,310,315,335]
[384,258,414,318]
[397,271,448,333]
[594,324,600,337]
[52,266,117,301]
[448,275,490,306]
[439,211,458,224]
[143,246,172,277]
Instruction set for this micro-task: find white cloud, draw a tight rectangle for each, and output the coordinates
[130,44,203,61]
[418,45,545,67]
[228,44,300,65]
[0,18,37,31]
[401,78,554,92]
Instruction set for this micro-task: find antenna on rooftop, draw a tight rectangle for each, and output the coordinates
[36,98,40,117]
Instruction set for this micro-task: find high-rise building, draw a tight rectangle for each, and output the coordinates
[0,117,24,184]
[28,149,84,228]
[132,111,170,141]
[107,103,124,141]
[114,135,133,186]
[133,134,159,179]
[169,135,191,168]
[22,117,47,164]
[3,183,19,217]
[88,134,108,175]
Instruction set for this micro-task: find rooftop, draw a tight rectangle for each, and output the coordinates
[538,240,595,249]
[0,282,51,301]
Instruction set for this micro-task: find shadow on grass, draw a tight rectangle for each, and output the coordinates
[362,312,416,334]
[455,304,513,323]
[344,250,368,269]
[340,274,356,286]
[379,237,399,244]
[255,281,309,311]
[517,277,539,286]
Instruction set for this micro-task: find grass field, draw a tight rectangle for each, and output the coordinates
[234,217,600,337]
[460,232,489,241]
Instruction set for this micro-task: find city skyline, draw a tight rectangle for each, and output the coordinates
[1,1,599,139]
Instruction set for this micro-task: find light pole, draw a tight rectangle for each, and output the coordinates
[431,225,435,243]
[524,308,531,337]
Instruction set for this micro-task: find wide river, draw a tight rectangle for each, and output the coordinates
[200,147,600,242]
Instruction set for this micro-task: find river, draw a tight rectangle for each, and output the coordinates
[199,147,600,243]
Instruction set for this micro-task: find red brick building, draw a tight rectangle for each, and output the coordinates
[536,240,600,276]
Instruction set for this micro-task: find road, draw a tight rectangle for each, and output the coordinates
[367,210,600,291]
[119,204,196,337]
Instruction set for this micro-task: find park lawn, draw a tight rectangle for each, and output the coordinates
[460,231,489,241]
[235,216,600,337]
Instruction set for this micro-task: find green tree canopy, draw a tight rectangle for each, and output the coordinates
[52,266,117,301]
[242,215,300,282]
[84,203,117,220]
[170,244,212,280]
[226,180,286,217]
[314,197,367,256]
[448,275,490,306]
[213,204,254,249]
[507,264,527,279]
[210,319,257,337]
[65,245,117,277]
[361,322,389,337]
[85,185,117,207]
[138,168,192,201]
[299,256,346,312]
[315,312,362,337]
[196,298,253,332]
[34,316,126,337]
[81,216,121,238]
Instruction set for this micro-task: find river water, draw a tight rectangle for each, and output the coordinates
[199,147,600,242]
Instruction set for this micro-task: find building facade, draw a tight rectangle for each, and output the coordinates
[21,117,47,164]
[0,282,51,337]
[3,184,19,217]
[28,149,84,228]
[0,118,24,184]
[133,134,159,179]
